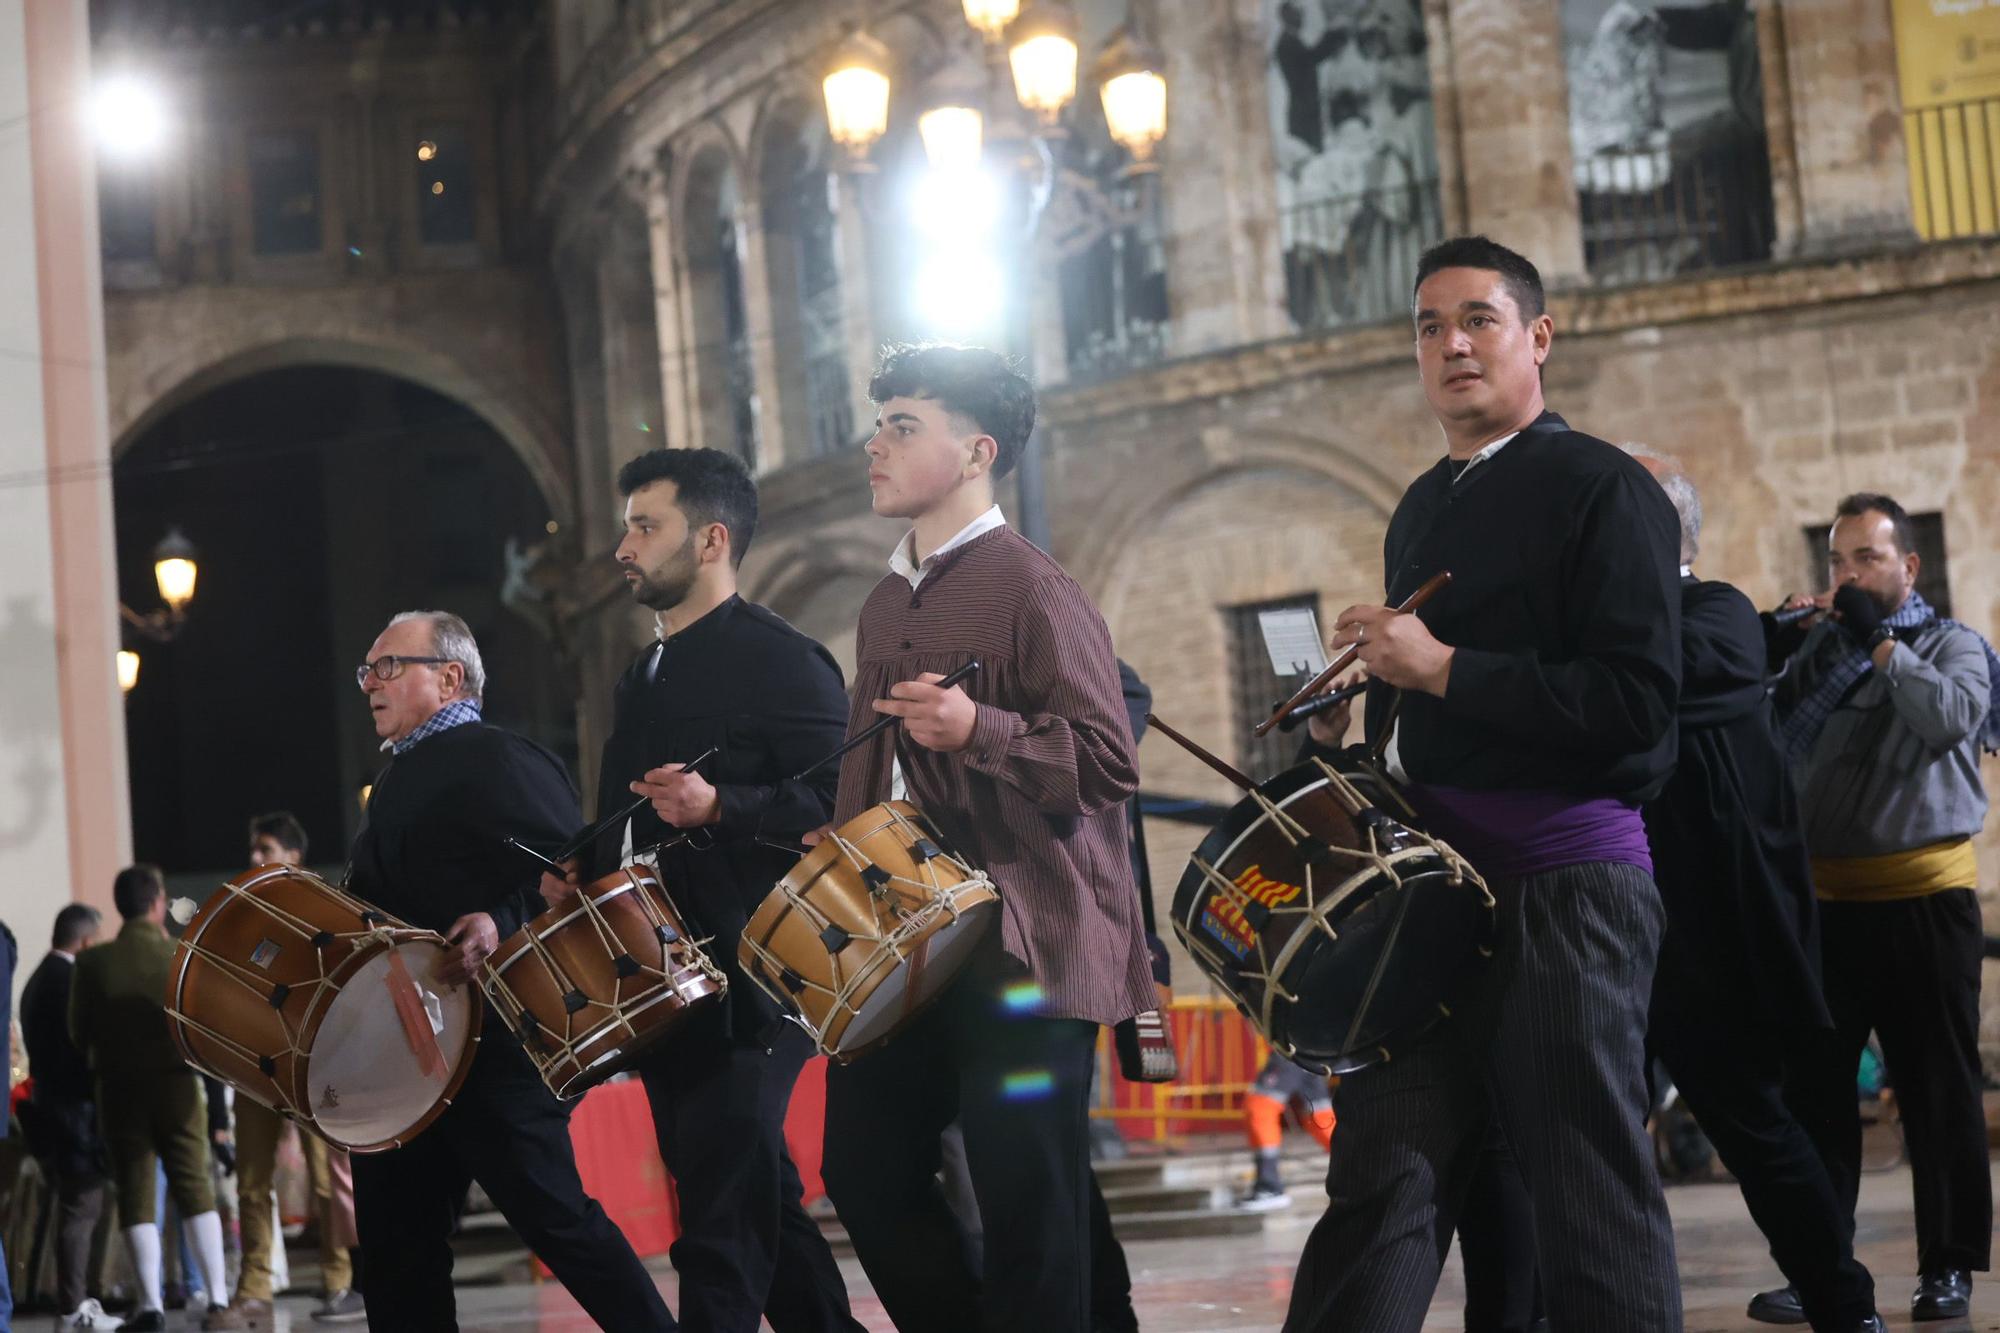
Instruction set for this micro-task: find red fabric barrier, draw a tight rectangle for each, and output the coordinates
[555,1054,830,1267]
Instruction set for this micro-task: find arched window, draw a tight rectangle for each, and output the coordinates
[760,102,852,459]
[683,148,759,467]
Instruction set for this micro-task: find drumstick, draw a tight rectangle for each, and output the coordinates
[790,659,982,783]
[1144,712,1257,793]
[1254,571,1452,738]
[504,747,721,876]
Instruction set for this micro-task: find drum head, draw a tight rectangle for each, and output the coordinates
[1279,862,1491,1072]
[308,941,476,1149]
[839,896,997,1052]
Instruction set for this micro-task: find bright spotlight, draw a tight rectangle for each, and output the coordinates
[909,166,1001,241]
[90,74,169,161]
[915,250,1006,337]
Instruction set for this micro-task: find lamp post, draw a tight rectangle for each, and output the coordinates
[119,527,201,691]
[819,1,1167,551]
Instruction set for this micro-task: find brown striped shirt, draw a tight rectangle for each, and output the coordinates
[834,526,1156,1026]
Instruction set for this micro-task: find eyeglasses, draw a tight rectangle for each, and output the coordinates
[356,655,452,687]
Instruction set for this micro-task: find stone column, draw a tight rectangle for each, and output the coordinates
[599,172,667,476]
[1767,0,1917,252]
[829,171,878,446]
[637,162,697,453]
[734,173,789,472]
[1155,0,1293,353]
[1435,0,1585,281]
[0,0,132,932]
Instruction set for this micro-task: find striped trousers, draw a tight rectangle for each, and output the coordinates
[1283,861,1683,1332]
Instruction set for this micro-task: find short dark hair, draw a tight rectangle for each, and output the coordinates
[52,903,101,951]
[112,865,165,920]
[868,343,1036,479]
[249,811,309,859]
[1834,492,1918,557]
[616,447,760,566]
[1413,235,1546,324]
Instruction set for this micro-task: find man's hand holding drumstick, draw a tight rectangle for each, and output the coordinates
[1328,603,1455,697]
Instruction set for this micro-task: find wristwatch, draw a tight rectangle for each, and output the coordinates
[1866,626,1897,652]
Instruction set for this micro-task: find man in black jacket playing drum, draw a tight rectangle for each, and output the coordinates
[546,447,863,1333]
[346,609,674,1332]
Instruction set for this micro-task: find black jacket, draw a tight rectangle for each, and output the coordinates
[586,597,848,1040]
[1363,412,1682,803]
[347,722,578,940]
[1644,578,1830,1031]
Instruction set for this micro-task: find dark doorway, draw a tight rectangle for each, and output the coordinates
[115,366,575,882]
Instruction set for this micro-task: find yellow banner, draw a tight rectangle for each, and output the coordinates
[1892,0,2000,237]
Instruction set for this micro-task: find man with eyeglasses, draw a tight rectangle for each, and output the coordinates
[342,610,675,1332]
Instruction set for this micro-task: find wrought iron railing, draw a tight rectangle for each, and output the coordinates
[1279,178,1444,333]
[1574,127,1773,284]
[1904,94,2000,242]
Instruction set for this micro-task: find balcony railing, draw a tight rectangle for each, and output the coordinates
[1575,125,1773,285]
[1280,178,1444,334]
[1905,94,2000,242]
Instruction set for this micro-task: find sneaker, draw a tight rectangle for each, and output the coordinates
[313,1288,368,1323]
[1747,1285,1807,1325]
[121,1313,166,1333]
[59,1299,126,1329]
[1234,1180,1293,1211]
[201,1305,249,1331]
[1911,1269,1971,1321]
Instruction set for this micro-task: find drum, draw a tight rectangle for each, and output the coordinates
[165,865,481,1153]
[739,802,999,1061]
[479,863,726,1098]
[1171,752,1496,1074]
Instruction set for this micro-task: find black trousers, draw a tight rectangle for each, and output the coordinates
[351,1033,676,1332]
[640,1015,861,1333]
[1454,1126,1541,1333]
[1283,861,1681,1333]
[1793,890,1991,1275]
[821,948,1100,1332]
[1650,939,1876,1329]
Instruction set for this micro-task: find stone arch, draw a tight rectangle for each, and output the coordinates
[108,321,575,525]
[745,533,887,677]
[1063,424,1407,599]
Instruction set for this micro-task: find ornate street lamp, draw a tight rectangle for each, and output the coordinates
[961,0,1021,45]
[122,527,200,642]
[1005,2,1081,128]
[822,30,894,168]
[117,650,141,695]
[1095,26,1167,170]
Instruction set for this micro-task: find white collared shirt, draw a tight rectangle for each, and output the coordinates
[1450,431,1518,487]
[888,505,1007,591]
[884,506,1007,799]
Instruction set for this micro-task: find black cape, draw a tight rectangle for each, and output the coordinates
[1643,577,1830,1031]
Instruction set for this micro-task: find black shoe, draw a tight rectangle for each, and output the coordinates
[125,1311,167,1333]
[1850,1317,1886,1333]
[1747,1285,1807,1325]
[1911,1269,1971,1320]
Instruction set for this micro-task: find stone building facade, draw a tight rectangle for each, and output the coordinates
[94,0,2000,1055]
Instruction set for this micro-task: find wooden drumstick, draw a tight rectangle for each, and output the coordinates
[790,659,981,783]
[1144,712,1257,793]
[504,747,722,875]
[1254,571,1452,738]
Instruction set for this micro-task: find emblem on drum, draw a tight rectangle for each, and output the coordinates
[320,1086,340,1110]
[249,938,281,969]
[1200,864,1304,960]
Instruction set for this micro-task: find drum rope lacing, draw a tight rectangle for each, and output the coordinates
[1178,758,1494,1066]
[741,807,992,1039]
[480,869,726,1089]
[167,872,431,1122]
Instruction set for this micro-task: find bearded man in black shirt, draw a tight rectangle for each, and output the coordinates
[345,610,674,1332]
[543,447,861,1333]
[1283,236,1684,1331]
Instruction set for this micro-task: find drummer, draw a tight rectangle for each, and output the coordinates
[815,343,1158,1329]
[546,446,863,1333]
[343,610,674,1331]
[1281,236,1684,1331]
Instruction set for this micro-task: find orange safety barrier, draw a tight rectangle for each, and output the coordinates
[1091,995,1272,1144]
